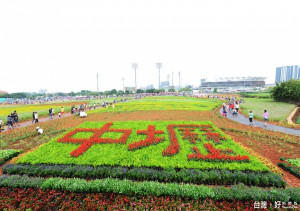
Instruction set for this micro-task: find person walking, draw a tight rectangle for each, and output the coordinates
[49,108,53,119]
[34,112,39,123]
[13,111,19,126]
[32,112,35,123]
[235,102,240,113]
[263,110,269,126]
[61,107,64,115]
[249,111,254,125]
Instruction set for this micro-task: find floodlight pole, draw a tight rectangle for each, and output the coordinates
[156,63,162,89]
[178,72,181,88]
[132,63,138,93]
[97,73,99,96]
[122,77,125,92]
[172,71,174,87]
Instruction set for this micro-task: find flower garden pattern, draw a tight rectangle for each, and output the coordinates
[17,121,269,172]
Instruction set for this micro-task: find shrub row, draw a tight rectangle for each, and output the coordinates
[278,157,300,179]
[0,175,299,202]
[0,149,22,165]
[3,163,286,187]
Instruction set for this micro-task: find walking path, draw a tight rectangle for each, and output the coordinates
[220,107,300,136]
[1,108,101,133]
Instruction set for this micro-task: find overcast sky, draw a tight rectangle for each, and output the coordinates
[0,0,299,93]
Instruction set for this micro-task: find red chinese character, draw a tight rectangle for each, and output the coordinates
[179,128,201,144]
[58,122,132,157]
[187,143,250,162]
[128,125,164,150]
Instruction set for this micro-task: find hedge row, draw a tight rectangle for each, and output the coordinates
[0,149,22,165]
[0,175,298,202]
[3,163,286,187]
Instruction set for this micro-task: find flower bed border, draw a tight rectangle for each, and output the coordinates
[3,163,286,187]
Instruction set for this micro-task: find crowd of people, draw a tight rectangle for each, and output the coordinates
[221,97,269,126]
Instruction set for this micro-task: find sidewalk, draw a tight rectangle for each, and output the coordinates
[220,107,300,136]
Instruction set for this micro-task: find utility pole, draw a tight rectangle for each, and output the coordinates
[156,63,162,89]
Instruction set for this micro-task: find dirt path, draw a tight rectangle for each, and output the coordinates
[1,107,102,133]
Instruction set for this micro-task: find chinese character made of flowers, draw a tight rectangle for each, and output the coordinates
[58,122,250,162]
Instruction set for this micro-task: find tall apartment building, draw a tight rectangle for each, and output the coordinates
[275,65,300,83]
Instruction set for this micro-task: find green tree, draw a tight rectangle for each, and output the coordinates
[270,80,300,103]
[136,89,144,94]
[168,88,176,92]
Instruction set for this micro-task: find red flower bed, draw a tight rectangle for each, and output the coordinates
[0,187,256,210]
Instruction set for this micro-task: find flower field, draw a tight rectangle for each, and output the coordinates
[0,102,87,122]
[0,97,299,209]
[91,98,220,113]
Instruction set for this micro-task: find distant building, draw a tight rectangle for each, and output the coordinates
[275,65,300,83]
[160,81,170,89]
[0,90,8,94]
[125,87,136,92]
[200,77,266,89]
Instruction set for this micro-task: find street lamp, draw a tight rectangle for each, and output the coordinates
[156,63,162,89]
[132,63,138,92]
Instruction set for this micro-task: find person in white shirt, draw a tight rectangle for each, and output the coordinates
[79,111,87,118]
[36,127,43,134]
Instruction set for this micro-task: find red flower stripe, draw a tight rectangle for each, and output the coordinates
[188,143,250,162]
[128,125,165,151]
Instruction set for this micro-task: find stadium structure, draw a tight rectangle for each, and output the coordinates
[200,77,266,89]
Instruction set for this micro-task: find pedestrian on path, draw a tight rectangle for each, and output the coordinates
[249,111,254,125]
[61,107,64,115]
[232,109,238,116]
[263,110,269,126]
[32,112,35,123]
[222,109,227,117]
[34,112,39,123]
[49,108,53,119]
[235,102,240,113]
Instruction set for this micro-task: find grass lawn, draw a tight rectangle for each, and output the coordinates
[240,98,296,122]
[297,116,300,124]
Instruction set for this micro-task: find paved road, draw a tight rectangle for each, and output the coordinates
[220,107,300,136]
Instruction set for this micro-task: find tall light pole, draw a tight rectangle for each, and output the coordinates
[97,73,99,94]
[178,72,181,88]
[132,63,138,92]
[122,77,125,92]
[167,74,170,88]
[156,63,162,89]
[172,71,174,87]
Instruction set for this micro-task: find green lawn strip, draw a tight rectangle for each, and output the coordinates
[0,149,22,165]
[0,175,298,201]
[240,98,296,122]
[278,157,300,179]
[297,116,300,124]
[17,121,269,172]
[88,99,221,114]
[3,163,285,187]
